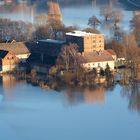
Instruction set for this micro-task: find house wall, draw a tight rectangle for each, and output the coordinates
[66,35,84,52]
[0,53,19,73]
[16,53,31,60]
[2,65,17,73]
[66,33,104,53]
[84,34,104,52]
[82,61,115,71]
[16,53,31,62]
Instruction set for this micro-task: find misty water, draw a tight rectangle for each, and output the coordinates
[0,0,137,39]
[0,75,140,140]
[0,0,135,31]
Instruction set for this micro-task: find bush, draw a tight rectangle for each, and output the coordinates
[31,69,37,78]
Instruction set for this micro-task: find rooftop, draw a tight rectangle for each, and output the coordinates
[106,49,117,56]
[66,30,104,37]
[0,42,30,55]
[0,50,9,59]
[39,39,66,44]
[83,50,114,63]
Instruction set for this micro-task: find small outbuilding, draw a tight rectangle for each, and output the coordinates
[0,50,19,73]
[0,42,31,62]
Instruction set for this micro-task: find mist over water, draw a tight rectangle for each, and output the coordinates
[0,0,135,28]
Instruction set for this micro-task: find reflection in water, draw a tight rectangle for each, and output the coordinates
[84,87,105,103]
[1,74,106,105]
[121,82,140,112]
[0,0,134,29]
[0,93,3,102]
[2,74,16,91]
[0,3,35,23]
[2,74,16,99]
[64,86,105,106]
[1,74,140,113]
[1,74,25,100]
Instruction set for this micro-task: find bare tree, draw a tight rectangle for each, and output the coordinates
[0,18,32,41]
[123,34,140,61]
[83,27,100,34]
[123,34,140,81]
[34,14,48,27]
[88,16,101,30]
[47,18,64,39]
[121,82,140,112]
[57,43,83,72]
[34,26,51,40]
[111,9,123,28]
[130,12,140,44]
[100,5,113,22]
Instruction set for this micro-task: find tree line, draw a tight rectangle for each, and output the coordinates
[0,18,32,42]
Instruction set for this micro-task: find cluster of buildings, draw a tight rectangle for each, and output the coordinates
[66,31,116,71]
[0,30,117,74]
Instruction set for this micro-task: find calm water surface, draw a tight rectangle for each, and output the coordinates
[0,1,134,29]
[0,75,140,140]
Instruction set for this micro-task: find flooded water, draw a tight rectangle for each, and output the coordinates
[0,75,140,140]
[0,0,136,40]
[0,0,136,28]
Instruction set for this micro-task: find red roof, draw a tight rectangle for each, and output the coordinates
[106,49,116,56]
[83,50,114,63]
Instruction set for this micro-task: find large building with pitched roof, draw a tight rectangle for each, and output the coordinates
[82,50,115,71]
[0,42,31,62]
[66,31,104,53]
[66,30,116,71]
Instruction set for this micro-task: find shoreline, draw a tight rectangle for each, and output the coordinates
[1,69,139,91]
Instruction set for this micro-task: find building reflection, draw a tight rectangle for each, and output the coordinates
[84,87,105,103]
[64,89,84,106]
[2,74,16,96]
[64,86,105,105]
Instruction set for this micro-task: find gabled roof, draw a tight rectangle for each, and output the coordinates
[66,30,104,37]
[0,42,30,55]
[0,50,9,59]
[39,39,66,44]
[106,49,117,56]
[83,50,114,63]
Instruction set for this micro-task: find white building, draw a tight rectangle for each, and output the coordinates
[82,50,115,71]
